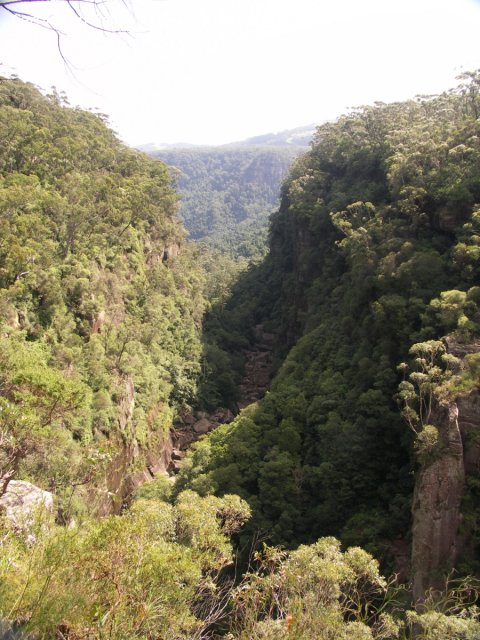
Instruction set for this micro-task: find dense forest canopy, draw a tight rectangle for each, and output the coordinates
[2,73,480,639]
[0,76,206,507]
[181,71,480,569]
[153,145,302,260]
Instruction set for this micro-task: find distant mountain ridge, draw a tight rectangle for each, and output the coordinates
[137,141,200,153]
[232,123,316,147]
[137,123,316,154]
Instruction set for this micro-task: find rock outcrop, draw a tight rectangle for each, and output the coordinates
[170,407,234,474]
[0,480,54,543]
[411,402,465,602]
[411,338,480,601]
[95,375,176,514]
[238,325,274,409]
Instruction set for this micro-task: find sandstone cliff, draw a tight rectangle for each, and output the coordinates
[411,339,480,601]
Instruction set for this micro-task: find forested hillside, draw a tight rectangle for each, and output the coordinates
[181,72,480,594]
[0,76,206,512]
[153,145,302,259]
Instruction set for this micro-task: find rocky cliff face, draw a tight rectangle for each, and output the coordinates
[411,339,480,601]
[97,375,178,515]
[411,401,465,601]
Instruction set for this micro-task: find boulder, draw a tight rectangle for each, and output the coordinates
[211,408,234,424]
[174,430,195,451]
[169,460,182,474]
[0,480,54,543]
[193,418,211,434]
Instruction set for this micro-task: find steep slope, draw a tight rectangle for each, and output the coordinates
[0,77,206,514]
[180,73,480,590]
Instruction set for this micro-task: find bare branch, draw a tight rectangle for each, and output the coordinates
[0,0,133,72]
[66,0,129,35]
[0,0,129,59]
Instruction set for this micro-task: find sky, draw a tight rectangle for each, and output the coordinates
[1,0,480,147]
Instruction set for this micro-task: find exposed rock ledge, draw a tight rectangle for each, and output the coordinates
[411,338,480,602]
[411,402,465,602]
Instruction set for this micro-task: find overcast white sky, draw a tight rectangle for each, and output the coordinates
[1,0,480,146]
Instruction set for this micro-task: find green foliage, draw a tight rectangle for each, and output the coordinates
[228,537,480,640]
[0,333,92,493]
[186,73,480,560]
[405,575,480,639]
[0,76,205,504]
[414,425,441,464]
[424,288,480,342]
[229,538,392,639]
[4,71,480,638]
[0,491,251,639]
[397,340,450,435]
[154,145,301,260]
[133,475,173,503]
[2,513,479,639]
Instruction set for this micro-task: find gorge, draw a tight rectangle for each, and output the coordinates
[1,73,480,639]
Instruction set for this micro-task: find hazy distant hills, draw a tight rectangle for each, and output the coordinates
[232,123,316,147]
[137,124,316,153]
[136,141,199,153]
[142,126,314,259]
